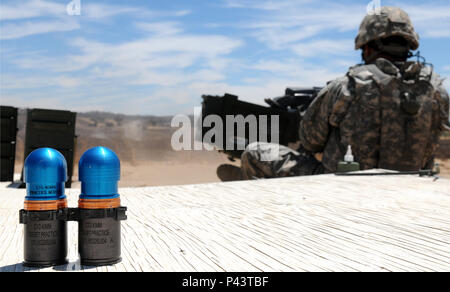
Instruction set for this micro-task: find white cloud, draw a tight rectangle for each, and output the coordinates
[2,0,448,115]
[10,33,243,75]
[249,59,342,84]
[230,1,364,47]
[82,3,143,19]
[0,0,183,40]
[173,10,191,17]
[0,0,65,20]
[1,74,81,89]
[183,57,344,109]
[0,94,71,110]
[55,76,81,87]
[423,30,450,38]
[224,0,314,11]
[402,4,450,39]
[291,39,354,57]
[129,69,226,87]
[135,22,183,36]
[80,3,191,20]
[250,25,324,49]
[0,0,154,21]
[227,0,450,53]
[2,21,244,110]
[0,19,80,40]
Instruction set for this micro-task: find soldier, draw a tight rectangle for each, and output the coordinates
[217,6,449,181]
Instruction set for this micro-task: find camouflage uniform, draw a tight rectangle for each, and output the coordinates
[241,142,323,179]
[241,7,450,179]
[299,58,449,173]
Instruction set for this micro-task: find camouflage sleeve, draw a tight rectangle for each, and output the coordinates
[436,84,450,131]
[430,70,450,131]
[423,73,450,168]
[299,76,351,152]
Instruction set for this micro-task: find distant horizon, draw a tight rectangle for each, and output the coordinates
[8,105,180,118]
[1,0,449,115]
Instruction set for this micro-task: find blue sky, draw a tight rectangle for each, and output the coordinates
[1,0,449,115]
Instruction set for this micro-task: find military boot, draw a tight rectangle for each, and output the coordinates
[216,164,243,182]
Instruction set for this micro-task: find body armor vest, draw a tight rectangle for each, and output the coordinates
[328,58,439,171]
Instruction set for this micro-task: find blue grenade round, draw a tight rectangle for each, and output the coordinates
[24,148,67,201]
[79,146,120,200]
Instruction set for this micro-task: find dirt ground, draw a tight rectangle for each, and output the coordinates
[118,158,237,187]
[118,157,450,187]
[11,111,450,187]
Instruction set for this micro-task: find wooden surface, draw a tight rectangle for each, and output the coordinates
[0,171,449,272]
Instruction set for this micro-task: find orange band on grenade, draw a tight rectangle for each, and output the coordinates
[24,199,68,211]
[78,198,121,209]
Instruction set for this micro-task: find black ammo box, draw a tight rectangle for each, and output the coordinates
[0,106,18,181]
[22,109,77,188]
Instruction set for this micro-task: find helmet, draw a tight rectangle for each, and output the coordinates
[355,6,419,50]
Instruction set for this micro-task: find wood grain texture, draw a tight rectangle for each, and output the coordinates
[0,170,449,272]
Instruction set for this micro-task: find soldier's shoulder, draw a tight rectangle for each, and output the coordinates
[420,65,449,101]
[322,62,379,90]
[427,67,447,90]
[321,75,351,96]
[348,63,379,77]
[347,61,393,84]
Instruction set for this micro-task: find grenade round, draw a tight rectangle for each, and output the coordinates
[20,148,68,267]
[77,146,127,266]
